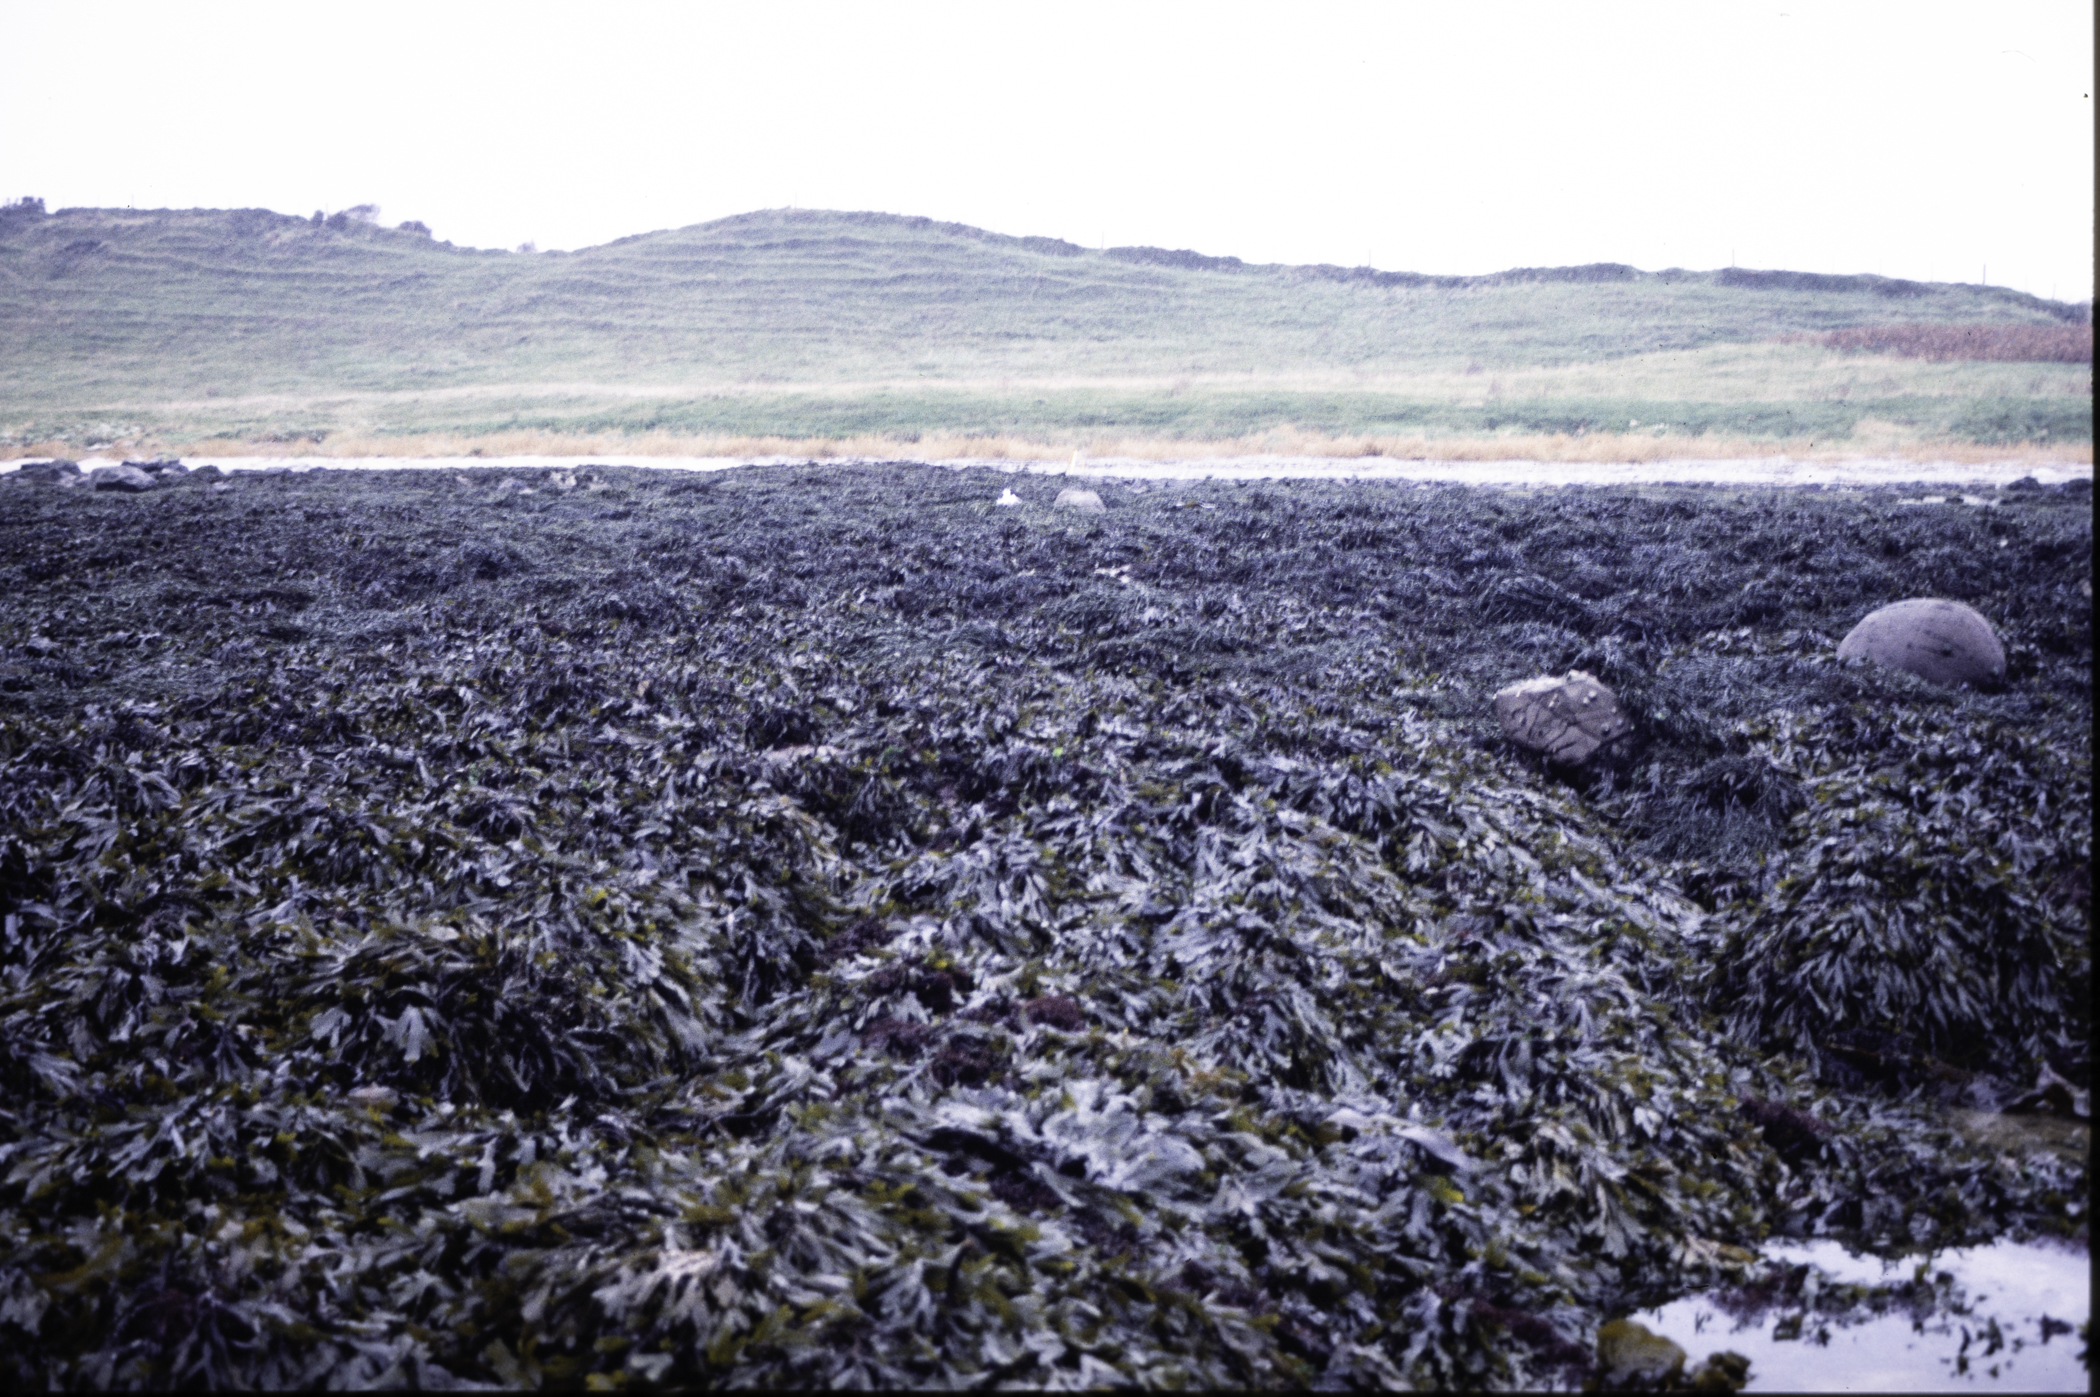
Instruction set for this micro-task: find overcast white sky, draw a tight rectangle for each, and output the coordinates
[4,1,2092,299]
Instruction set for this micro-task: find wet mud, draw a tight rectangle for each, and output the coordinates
[0,463,2087,1388]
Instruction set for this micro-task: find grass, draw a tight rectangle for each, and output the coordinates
[7,428,2090,468]
[0,204,2088,456]
[1806,323,2093,361]
[11,428,2088,468]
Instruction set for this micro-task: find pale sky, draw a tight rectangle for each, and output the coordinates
[5,1,2093,300]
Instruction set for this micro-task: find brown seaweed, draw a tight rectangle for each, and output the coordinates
[0,463,2086,1388]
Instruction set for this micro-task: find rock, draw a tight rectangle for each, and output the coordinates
[1836,598,2004,687]
[125,457,187,478]
[1492,670,1632,766]
[1595,1319,1686,1389]
[548,470,579,492]
[1685,1350,1751,1392]
[89,464,158,493]
[187,464,224,481]
[13,459,80,484]
[995,488,1023,507]
[1945,1108,2089,1167]
[1054,487,1105,512]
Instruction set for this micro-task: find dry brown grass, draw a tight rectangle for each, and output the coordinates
[1798,323,2093,362]
[8,427,2089,467]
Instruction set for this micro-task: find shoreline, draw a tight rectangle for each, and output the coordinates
[9,452,2094,489]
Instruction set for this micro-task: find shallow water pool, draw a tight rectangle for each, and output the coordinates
[1639,1237,2089,1392]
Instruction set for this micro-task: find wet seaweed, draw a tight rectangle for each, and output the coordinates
[0,464,2086,1388]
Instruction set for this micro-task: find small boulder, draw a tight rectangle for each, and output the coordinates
[13,459,80,484]
[125,457,186,479]
[1595,1319,1686,1389]
[89,464,158,493]
[187,464,224,482]
[1836,598,2004,687]
[1054,487,1105,512]
[1493,670,1632,767]
[1686,1351,1752,1392]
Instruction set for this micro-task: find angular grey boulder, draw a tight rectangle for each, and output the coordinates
[1837,598,2004,687]
[89,464,158,493]
[125,457,187,479]
[1492,670,1633,767]
[1054,487,1105,512]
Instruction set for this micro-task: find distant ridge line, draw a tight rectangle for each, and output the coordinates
[720,207,2087,318]
[3,200,2087,320]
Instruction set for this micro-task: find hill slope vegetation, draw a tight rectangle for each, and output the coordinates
[0,202,2089,452]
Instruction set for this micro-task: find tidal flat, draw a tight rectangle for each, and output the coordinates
[0,462,2087,1388]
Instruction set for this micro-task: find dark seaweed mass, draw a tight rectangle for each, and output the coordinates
[0,464,2088,1389]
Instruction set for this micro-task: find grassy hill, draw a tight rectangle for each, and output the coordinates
[0,202,2088,456]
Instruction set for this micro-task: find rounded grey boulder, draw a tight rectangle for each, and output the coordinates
[1837,598,2004,687]
[1054,487,1105,512]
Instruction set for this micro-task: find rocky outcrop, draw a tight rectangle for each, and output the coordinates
[12,459,80,484]
[1837,598,2004,687]
[1492,670,1632,767]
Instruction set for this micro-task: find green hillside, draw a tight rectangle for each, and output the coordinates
[0,202,2088,452]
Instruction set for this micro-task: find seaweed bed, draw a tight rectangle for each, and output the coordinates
[0,463,2088,1389]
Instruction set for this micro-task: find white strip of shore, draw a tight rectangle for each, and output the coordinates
[16,453,2095,488]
